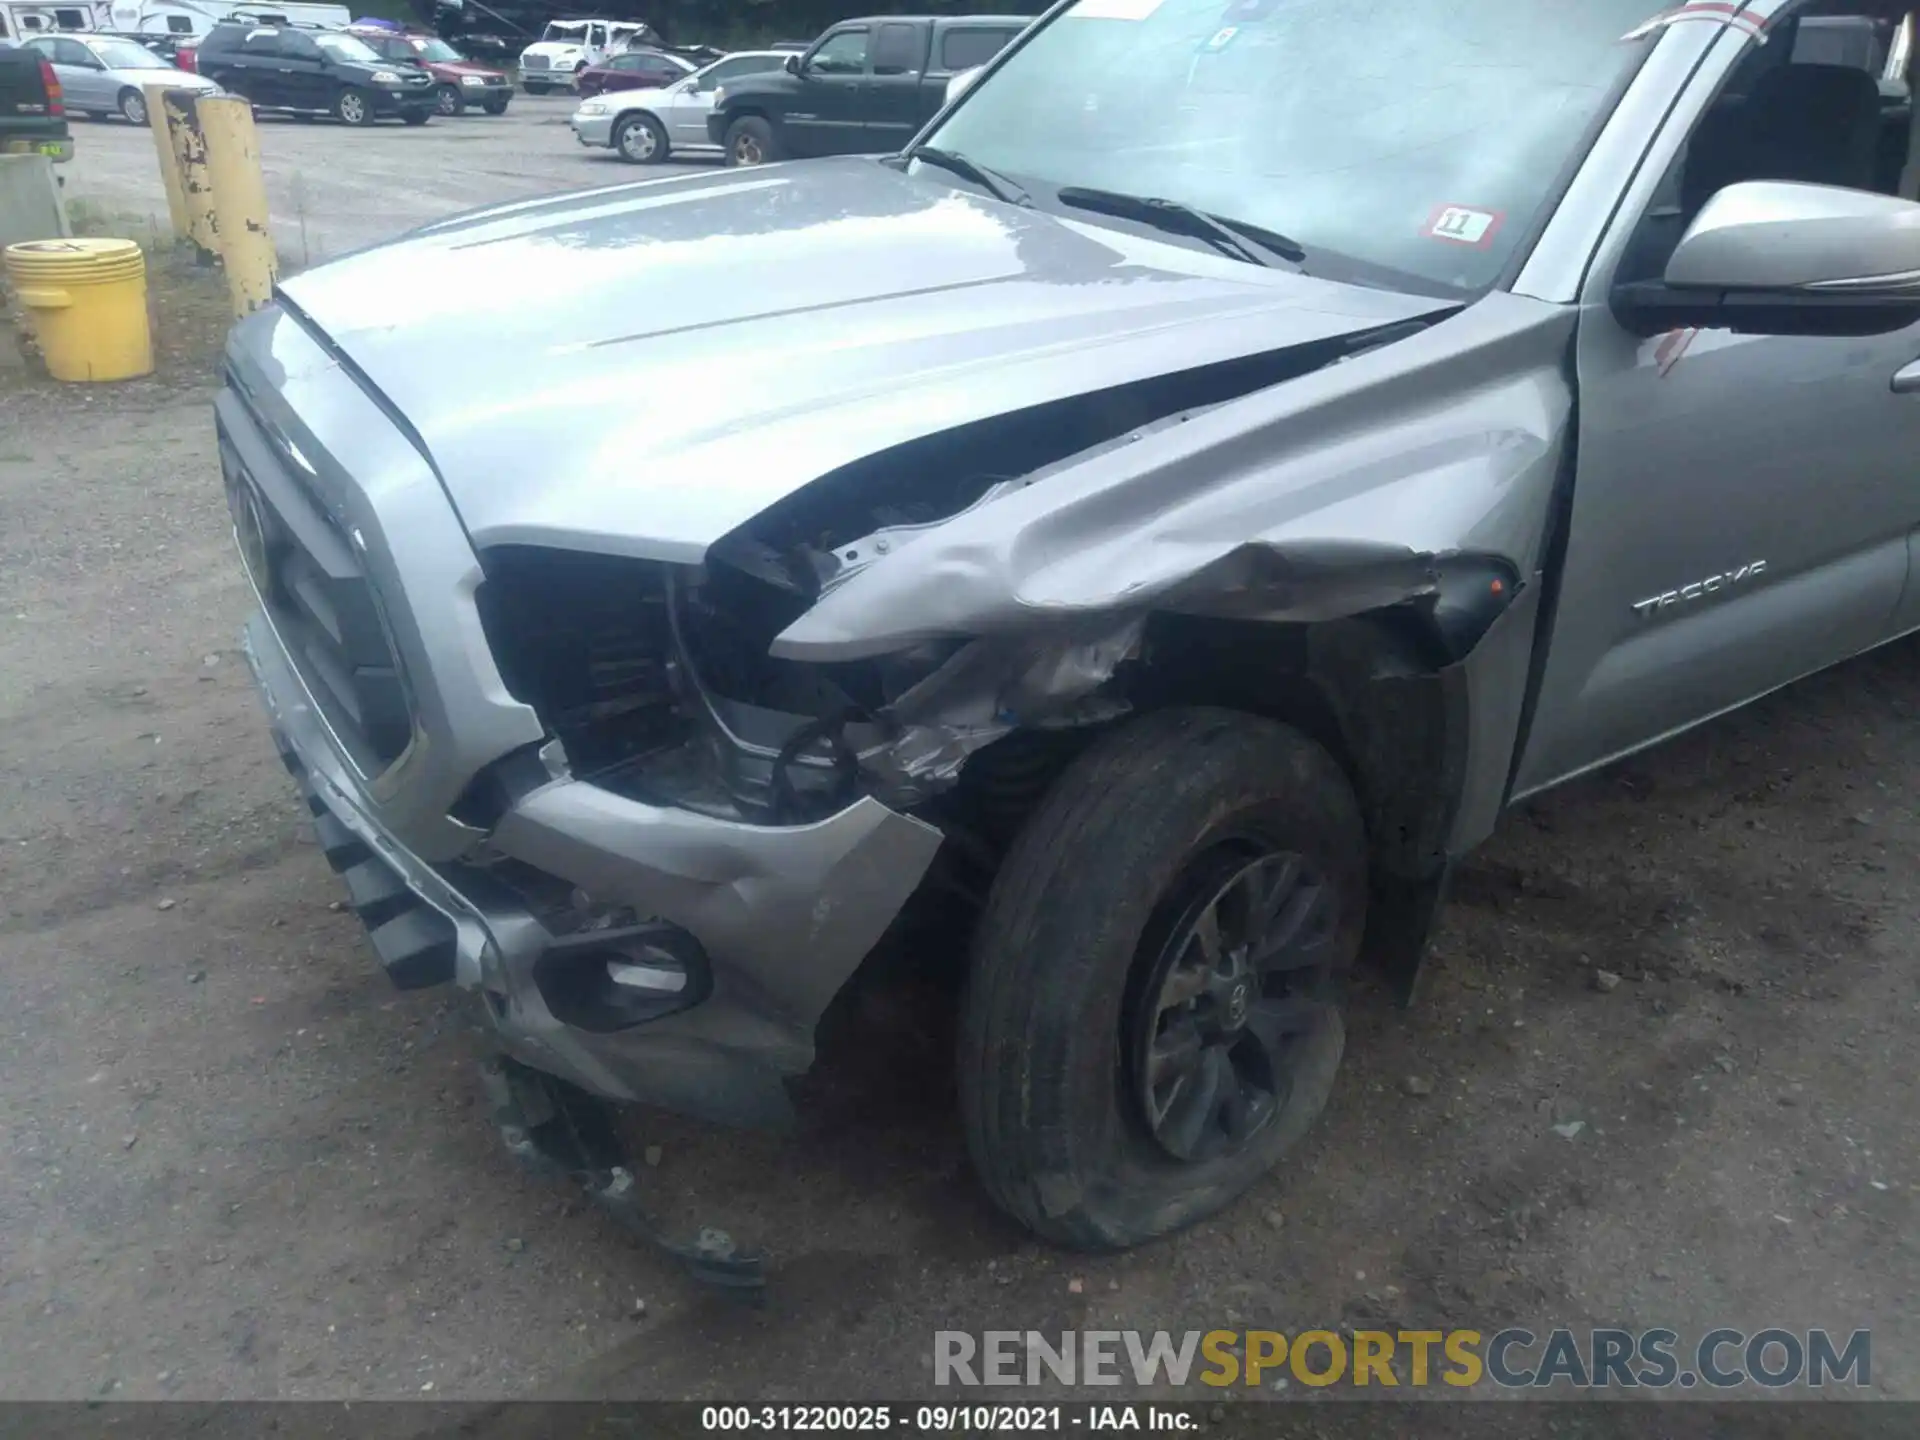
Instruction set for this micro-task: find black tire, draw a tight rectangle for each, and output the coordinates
[118,87,148,125]
[523,81,551,95]
[402,109,431,126]
[334,87,376,126]
[724,113,779,167]
[434,83,464,117]
[959,708,1368,1250]
[483,99,510,115]
[613,111,666,164]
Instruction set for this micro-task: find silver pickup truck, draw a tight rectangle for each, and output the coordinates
[220,0,1920,1255]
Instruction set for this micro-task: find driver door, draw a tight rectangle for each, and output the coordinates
[789,25,870,156]
[1513,4,1920,795]
[273,32,330,111]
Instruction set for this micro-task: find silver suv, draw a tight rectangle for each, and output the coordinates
[224,0,1920,1253]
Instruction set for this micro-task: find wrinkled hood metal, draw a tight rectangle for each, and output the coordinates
[275,158,1439,563]
[773,292,1578,660]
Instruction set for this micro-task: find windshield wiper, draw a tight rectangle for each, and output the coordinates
[1055,186,1306,268]
[908,146,1032,208]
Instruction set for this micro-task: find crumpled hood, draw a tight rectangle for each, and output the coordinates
[277,158,1438,563]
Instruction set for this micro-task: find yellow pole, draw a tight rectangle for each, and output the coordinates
[196,94,277,317]
[142,84,190,242]
[161,89,218,265]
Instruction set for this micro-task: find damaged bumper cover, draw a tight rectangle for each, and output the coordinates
[244,608,942,1128]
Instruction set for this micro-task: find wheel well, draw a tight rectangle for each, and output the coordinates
[918,610,1465,888]
[1126,612,1464,881]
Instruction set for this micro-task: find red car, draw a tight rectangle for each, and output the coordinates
[347,26,514,116]
[573,47,695,98]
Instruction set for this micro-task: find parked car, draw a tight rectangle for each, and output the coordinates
[0,39,69,161]
[218,0,1920,1261]
[194,21,436,125]
[517,17,652,94]
[708,13,1027,166]
[95,30,190,67]
[347,24,511,115]
[26,32,213,124]
[572,49,792,163]
[572,45,692,99]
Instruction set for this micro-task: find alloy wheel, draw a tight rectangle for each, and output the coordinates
[1127,844,1342,1163]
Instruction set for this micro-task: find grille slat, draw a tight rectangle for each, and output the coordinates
[220,419,412,773]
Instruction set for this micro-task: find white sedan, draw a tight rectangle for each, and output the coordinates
[570,50,793,164]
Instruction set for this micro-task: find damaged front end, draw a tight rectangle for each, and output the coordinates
[471,310,1509,834]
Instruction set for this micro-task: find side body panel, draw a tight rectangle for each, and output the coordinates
[1513,3,1920,795]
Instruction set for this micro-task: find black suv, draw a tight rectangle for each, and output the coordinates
[195,22,437,126]
[0,43,71,163]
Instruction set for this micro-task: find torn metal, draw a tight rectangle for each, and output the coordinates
[853,617,1145,800]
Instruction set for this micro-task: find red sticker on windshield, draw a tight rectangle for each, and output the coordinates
[1424,204,1505,248]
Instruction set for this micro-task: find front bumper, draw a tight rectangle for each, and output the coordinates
[375,85,437,116]
[570,111,614,146]
[245,603,942,1128]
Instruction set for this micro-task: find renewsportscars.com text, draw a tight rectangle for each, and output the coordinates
[933,1328,1871,1391]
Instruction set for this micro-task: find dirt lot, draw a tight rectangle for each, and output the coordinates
[2,105,1918,1417]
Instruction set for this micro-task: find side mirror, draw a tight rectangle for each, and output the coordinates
[945,65,982,105]
[1613,181,1920,338]
[784,52,800,74]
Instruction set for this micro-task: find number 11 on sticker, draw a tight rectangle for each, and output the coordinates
[1425,204,1504,247]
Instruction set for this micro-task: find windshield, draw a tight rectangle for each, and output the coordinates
[91,38,170,69]
[315,32,381,63]
[540,22,589,43]
[413,37,464,62]
[924,0,1672,293]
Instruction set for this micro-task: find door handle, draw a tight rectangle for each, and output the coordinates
[1894,359,1920,393]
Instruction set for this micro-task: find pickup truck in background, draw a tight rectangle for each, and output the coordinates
[707,13,1026,166]
[0,41,71,165]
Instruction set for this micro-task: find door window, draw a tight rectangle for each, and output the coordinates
[940,26,1013,71]
[1619,5,1915,283]
[167,16,193,33]
[808,28,869,76]
[873,22,921,76]
[240,28,284,57]
[52,36,94,64]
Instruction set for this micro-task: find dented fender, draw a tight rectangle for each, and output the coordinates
[771,294,1577,666]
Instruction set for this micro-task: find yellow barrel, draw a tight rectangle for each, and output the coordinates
[4,238,154,383]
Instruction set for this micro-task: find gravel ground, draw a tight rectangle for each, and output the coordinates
[3,103,1917,1417]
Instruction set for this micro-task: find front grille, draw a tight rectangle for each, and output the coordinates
[522,54,549,70]
[474,546,685,778]
[220,417,412,773]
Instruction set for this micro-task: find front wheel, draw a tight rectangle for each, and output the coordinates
[613,111,666,163]
[483,99,509,115]
[334,87,375,126]
[434,83,464,116]
[523,81,551,95]
[958,708,1368,1250]
[119,87,148,125]
[723,113,778,167]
